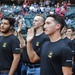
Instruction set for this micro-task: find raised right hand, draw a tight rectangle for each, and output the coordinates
[27,27,34,42]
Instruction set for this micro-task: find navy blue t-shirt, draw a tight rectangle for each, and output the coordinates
[36,39,72,75]
[22,32,50,64]
[0,34,20,70]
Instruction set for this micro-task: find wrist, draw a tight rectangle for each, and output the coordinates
[27,41,32,43]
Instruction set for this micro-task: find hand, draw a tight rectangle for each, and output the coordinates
[17,22,22,32]
[27,27,34,42]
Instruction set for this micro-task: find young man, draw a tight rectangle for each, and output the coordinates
[66,26,75,40]
[0,16,20,75]
[22,14,49,75]
[27,14,72,75]
[66,26,75,75]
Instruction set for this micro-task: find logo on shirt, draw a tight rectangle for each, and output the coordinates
[3,42,7,47]
[36,42,39,46]
[48,51,53,58]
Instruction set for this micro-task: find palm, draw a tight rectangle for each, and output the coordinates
[27,27,34,42]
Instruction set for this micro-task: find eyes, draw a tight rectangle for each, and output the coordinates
[1,21,9,25]
[45,22,51,25]
[1,22,9,25]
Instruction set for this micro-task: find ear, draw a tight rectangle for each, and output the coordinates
[41,22,44,26]
[56,24,61,30]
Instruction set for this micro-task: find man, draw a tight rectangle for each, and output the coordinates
[22,14,49,75]
[27,14,72,75]
[61,26,72,50]
[66,26,75,40]
[66,26,75,75]
[0,16,20,75]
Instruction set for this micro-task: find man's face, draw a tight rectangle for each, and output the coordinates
[0,19,11,33]
[66,29,73,36]
[44,17,58,36]
[33,16,44,29]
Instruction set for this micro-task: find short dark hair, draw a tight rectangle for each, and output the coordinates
[47,14,67,31]
[36,14,45,22]
[1,16,15,27]
[67,26,74,32]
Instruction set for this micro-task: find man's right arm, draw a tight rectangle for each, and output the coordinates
[27,27,40,63]
[27,41,40,63]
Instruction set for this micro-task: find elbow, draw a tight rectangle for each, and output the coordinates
[14,56,20,62]
[30,59,35,63]
[17,56,20,61]
[64,72,72,75]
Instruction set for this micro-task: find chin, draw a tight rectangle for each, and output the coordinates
[1,30,7,33]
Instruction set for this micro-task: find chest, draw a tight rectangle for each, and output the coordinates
[32,38,45,50]
[0,38,12,52]
[41,43,62,61]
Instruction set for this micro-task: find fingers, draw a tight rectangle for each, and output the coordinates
[26,27,34,42]
[17,22,22,32]
[27,27,34,35]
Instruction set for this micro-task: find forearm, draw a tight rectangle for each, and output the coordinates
[8,57,20,75]
[62,67,72,75]
[27,42,36,62]
[63,71,72,75]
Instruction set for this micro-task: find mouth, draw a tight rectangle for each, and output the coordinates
[1,27,5,30]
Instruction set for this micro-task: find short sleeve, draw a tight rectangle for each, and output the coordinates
[61,46,72,66]
[11,37,20,54]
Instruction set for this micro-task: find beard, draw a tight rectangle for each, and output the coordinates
[1,28,10,34]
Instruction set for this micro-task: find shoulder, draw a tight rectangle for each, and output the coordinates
[10,34,20,43]
[61,44,72,54]
[63,37,71,43]
[10,34,19,40]
[41,33,50,40]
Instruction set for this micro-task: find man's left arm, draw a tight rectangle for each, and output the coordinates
[8,54,20,75]
[62,66,72,75]
[62,46,72,75]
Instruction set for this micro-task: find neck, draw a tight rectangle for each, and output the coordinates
[49,31,61,42]
[3,31,12,36]
[35,27,43,35]
[67,35,74,40]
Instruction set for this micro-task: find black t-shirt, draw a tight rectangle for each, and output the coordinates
[71,39,75,60]
[0,34,20,70]
[63,37,71,45]
[22,32,50,64]
[63,37,74,55]
[36,39,72,75]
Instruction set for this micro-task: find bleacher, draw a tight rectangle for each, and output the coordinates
[1,5,75,37]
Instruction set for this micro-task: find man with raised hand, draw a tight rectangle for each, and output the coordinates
[27,14,72,75]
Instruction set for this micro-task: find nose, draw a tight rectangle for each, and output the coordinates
[1,23,4,27]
